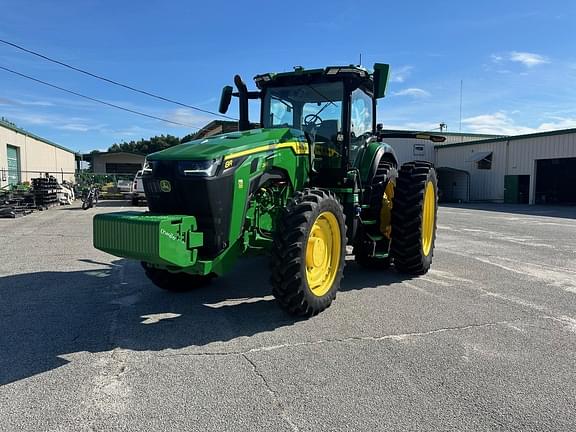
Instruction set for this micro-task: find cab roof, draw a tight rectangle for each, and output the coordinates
[253,65,373,91]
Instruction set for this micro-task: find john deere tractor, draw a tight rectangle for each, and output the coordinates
[93,64,441,316]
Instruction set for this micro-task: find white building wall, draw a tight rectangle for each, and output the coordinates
[436,130,576,203]
[0,123,76,187]
[437,141,507,202]
[383,138,435,165]
[384,132,500,166]
[507,133,576,173]
[92,153,145,173]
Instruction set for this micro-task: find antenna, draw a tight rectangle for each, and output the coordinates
[359,53,362,66]
[459,79,463,137]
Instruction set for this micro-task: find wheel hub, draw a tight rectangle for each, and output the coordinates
[309,238,326,267]
[305,211,341,297]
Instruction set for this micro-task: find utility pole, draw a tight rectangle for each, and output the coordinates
[459,79,463,138]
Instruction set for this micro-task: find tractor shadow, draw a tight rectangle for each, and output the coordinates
[0,255,412,385]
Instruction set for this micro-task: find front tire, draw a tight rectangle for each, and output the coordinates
[141,262,214,292]
[390,161,438,274]
[271,189,346,317]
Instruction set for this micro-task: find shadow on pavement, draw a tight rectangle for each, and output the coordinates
[442,203,576,220]
[62,200,139,211]
[0,256,412,385]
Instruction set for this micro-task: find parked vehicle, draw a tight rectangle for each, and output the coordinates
[116,179,133,197]
[82,185,99,210]
[131,170,145,205]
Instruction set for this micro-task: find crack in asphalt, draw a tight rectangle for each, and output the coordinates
[242,354,300,432]
[159,319,516,359]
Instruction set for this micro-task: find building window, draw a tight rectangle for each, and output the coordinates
[477,153,493,170]
[413,144,425,156]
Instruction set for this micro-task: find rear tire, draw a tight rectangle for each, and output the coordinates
[271,188,346,317]
[141,262,214,292]
[390,161,438,274]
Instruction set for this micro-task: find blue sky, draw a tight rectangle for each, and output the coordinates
[1,0,575,152]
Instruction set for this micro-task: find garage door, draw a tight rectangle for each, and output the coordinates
[6,145,21,185]
[535,158,576,204]
[437,167,470,203]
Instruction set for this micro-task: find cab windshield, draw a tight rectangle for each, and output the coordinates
[262,82,344,148]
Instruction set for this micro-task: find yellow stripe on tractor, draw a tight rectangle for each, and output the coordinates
[224,141,309,161]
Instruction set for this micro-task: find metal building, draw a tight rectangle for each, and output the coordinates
[435,128,576,204]
[0,119,76,187]
[382,131,502,166]
[84,151,146,174]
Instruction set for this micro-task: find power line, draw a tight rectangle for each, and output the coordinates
[0,65,202,129]
[0,38,237,120]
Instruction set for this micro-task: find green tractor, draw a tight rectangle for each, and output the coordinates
[93,64,441,316]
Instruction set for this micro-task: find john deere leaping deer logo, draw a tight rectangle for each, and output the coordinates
[159,180,172,193]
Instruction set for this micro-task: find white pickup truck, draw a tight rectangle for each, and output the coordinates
[131,170,145,205]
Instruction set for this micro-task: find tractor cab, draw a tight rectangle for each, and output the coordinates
[219,64,391,178]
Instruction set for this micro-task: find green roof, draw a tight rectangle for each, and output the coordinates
[435,128,576,149]
[0,118,76,154]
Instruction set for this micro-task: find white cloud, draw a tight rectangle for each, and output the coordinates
[5,112,107,133]
[392,88,431,98]
[57,123,94,132]
[390,65,413,83]
[0,97,54,107]
[490,54,503,63]
[462,111,576,135]
[23,100,54,107]
[509,51,550,67]
[166,108,214,129]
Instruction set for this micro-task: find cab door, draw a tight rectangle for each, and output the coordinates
[349,88,373,165]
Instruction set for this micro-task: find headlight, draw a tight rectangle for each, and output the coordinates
[178,158,221,177]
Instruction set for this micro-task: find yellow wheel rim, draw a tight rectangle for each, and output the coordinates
[305,211,341,297]
[421,181,436,256]
[380,180,395,239]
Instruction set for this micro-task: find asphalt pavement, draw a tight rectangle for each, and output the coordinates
[0,201,575,431]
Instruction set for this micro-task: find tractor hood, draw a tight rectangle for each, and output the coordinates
[147,128,306,161]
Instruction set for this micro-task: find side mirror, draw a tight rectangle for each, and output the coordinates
[373,63,390,99]
[219,86,233,114]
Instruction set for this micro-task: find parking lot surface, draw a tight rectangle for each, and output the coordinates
[1,202,575,431]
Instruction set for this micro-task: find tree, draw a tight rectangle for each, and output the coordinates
[107,133,196,155]
[180,132,200,143]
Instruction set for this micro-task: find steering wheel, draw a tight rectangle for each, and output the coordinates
[304,114,323,128]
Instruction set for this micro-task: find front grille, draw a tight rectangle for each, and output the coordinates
[143,160,234,258]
